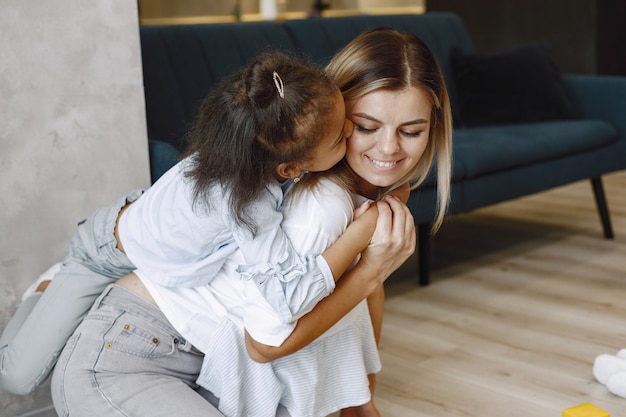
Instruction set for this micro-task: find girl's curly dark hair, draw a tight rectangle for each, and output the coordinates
[181,51,338,233]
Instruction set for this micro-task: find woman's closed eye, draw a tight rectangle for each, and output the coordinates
[355,123,425,138]
[402,129,425,138]
[354,124,377,134]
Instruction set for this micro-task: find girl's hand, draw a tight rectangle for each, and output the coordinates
[360,195,415,281]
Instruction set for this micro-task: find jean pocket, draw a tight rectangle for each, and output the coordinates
[93,310,184,375]
[105,311,178,357]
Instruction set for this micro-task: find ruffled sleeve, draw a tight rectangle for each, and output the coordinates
[237,252,334,324]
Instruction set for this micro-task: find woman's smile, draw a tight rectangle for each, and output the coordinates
[367,156,401,169]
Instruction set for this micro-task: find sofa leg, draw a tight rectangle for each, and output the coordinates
[590,177,614,239]
[418,222,431,286]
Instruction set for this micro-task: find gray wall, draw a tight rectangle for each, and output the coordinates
[0,1,150,415]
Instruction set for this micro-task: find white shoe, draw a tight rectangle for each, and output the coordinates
[21,262,62,301]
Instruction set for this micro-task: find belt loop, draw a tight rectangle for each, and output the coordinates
[176,337,194,353]
[91,284,114,311]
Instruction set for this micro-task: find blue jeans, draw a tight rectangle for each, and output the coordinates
[0,190,142,395]
[51,284,223,417]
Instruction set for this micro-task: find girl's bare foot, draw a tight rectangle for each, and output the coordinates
[21,262,62,301]
[35,280,52,293]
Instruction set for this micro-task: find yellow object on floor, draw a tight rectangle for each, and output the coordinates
[563,403,610,417]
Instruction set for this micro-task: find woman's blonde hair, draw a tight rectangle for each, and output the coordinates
[325,27,453,232]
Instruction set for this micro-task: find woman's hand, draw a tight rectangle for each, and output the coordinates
[359,195,416,282]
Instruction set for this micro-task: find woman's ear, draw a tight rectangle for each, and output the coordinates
[275,163,301,181]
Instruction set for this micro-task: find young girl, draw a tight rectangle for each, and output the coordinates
[0,50,373,396]
[50,28,453,417]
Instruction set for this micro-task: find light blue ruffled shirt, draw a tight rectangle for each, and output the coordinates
[120,157,334,323]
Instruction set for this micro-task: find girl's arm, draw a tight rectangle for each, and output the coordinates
[235,186,378,325]
[322,182,411,281]
[323,181,411,284]
[245,195,416,362]
[323,181,411,279]
[319,201,377,280]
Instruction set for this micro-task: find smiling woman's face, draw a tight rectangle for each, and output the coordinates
[345,87,432,199]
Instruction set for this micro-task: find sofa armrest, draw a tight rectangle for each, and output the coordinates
[149,139,181,184]
[564,74,626,136]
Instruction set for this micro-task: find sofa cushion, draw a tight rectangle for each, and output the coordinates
[451,44,582,127]
[149,139,180,183]
[452,120,618,179]
[140,22,295,150]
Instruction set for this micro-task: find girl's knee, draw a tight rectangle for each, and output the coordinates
[0,343,57,395]
[0,367,43,395]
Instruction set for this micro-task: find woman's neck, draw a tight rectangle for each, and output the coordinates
[356,178,382,201]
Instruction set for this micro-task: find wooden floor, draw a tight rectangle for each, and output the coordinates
[373,171,626,416]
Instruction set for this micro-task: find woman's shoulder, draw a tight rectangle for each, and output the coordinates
[282,177,353,235]
[294,177,353,212]
[316,176,353,198]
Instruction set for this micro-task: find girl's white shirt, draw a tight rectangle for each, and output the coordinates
[118,157,335,323]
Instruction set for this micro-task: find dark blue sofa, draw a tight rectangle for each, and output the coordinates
[139,12,626,285]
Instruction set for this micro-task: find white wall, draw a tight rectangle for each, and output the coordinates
[0,1,150,414]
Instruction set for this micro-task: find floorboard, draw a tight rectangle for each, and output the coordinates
[374,171,626,416]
